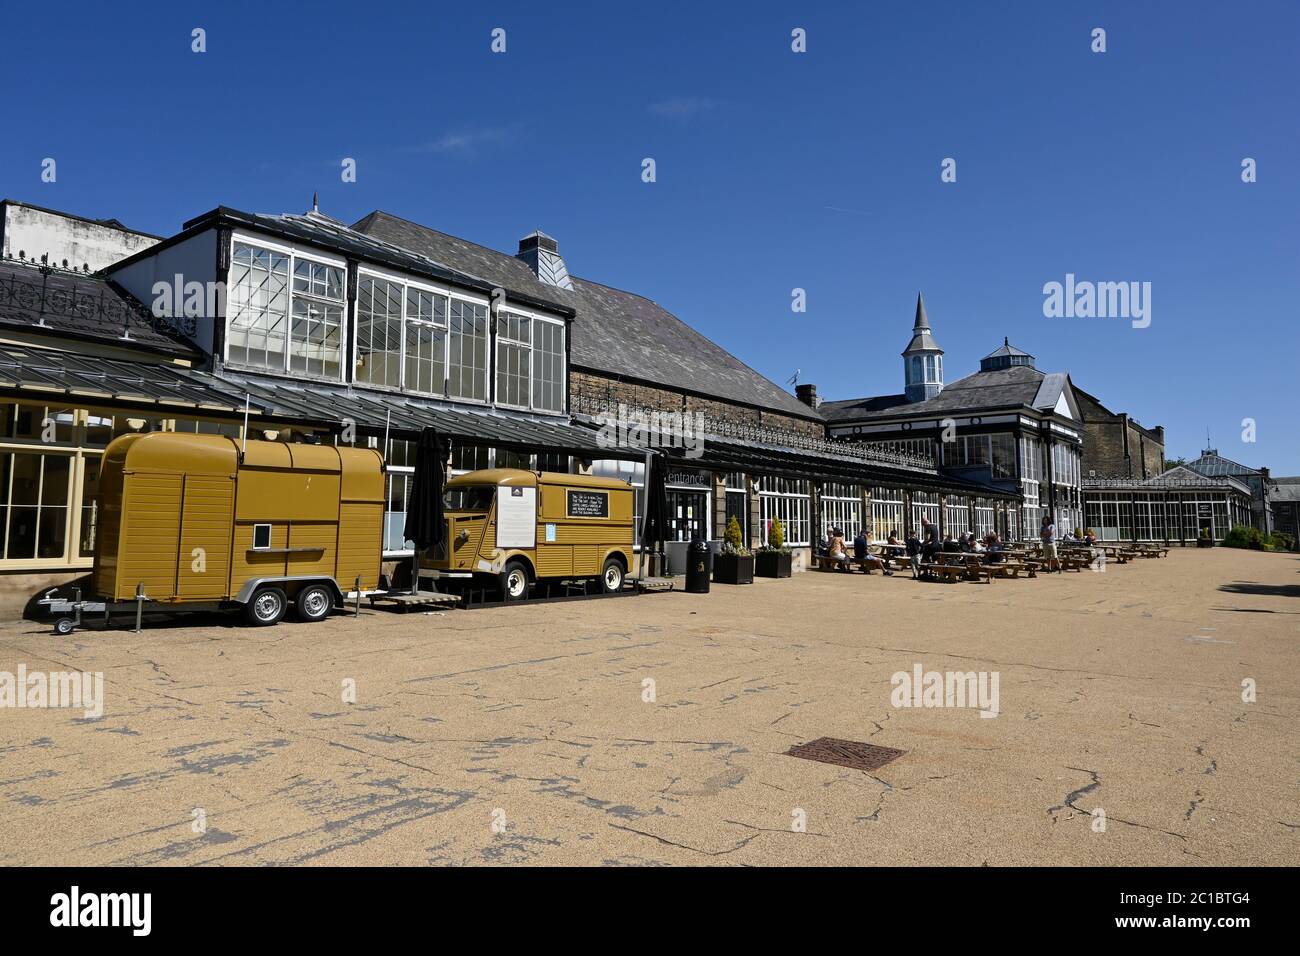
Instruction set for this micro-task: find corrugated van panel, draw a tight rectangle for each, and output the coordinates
[534,545,573,577]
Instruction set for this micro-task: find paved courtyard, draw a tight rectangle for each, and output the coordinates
[0,548,1296,866]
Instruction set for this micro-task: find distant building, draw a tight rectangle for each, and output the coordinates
[1269,478,1300,547]
[1074,385,1165,480]
[823,298,1084,540]
[1181,449,1274,534]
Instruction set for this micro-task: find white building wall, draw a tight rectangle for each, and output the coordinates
[1,203,159,272]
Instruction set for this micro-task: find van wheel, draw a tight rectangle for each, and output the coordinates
[600,557,625,593]
[245,586,287,626]
[295,583,334,622]
[501,561,530,601]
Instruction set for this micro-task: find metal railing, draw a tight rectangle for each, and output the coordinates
[570,389,936,469]
[0,255,196,339]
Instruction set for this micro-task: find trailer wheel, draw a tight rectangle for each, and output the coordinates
[245,586,288,627]
[600,557,625,593]
[295,583,334,622]
[54,617,76,636]
[501,561,530,601]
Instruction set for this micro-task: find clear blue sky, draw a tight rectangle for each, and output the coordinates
[4,1,1297,471]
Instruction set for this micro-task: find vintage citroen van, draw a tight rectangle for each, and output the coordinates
[431,469,634,599]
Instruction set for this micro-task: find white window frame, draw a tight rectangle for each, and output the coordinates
[492,303,567,415]
[225,233,347,381]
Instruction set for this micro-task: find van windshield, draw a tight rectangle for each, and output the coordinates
[444,485,495,512]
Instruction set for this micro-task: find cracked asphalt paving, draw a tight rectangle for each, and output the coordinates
[0,547,1296,865]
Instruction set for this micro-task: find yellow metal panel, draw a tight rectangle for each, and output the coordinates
[572,546,599,574]
[336,502,382,590]
[286,522,336,577]
[233,522,289,583]
[535,545,573,577]
[177,474,236,600]
[117,473,182,601]
[235,469,341,523]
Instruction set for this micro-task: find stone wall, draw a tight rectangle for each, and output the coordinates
[570,370,823,438]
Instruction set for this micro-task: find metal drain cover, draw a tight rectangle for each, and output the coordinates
[786,737,906,772]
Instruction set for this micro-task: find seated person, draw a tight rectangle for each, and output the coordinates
[983,533,1004,563]
[941,534,961,554]
[853,529,893,576]
[828,528,852,570]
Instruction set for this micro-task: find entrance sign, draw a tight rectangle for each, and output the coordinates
[567,489,609,518]
[496,486,537,548]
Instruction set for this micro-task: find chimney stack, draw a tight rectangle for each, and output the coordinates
[795,383,819,408]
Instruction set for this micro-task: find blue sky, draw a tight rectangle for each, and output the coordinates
[4,1,1297,471]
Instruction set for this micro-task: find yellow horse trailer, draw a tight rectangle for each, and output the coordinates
[42,433,384,632]
[430,468,634,600]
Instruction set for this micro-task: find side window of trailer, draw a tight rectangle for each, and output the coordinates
[252,523,272,550]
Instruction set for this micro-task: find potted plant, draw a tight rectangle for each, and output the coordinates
[713,516,754,585]
[755,517,793,578]
[1197,528,1215,548]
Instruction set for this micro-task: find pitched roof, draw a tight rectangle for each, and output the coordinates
[0,257,196,357]
[822,364,1071,423]
[352,210,820,422]
[1184,450,1263,478]
[1270,477,1300,502]
[983,337,1033,360]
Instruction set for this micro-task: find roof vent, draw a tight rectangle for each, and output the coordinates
[517,230,574,290]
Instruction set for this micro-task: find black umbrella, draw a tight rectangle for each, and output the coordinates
[403,427,448,592]
[640,452,670,576]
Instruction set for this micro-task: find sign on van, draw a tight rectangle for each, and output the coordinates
[567,489,609,518]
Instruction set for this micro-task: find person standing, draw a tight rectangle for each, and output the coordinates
[1040,514,1059,572]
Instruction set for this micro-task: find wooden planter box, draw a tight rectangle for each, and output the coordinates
[713,553,754,585]
[1197,537,1215,548]
[755,551,793,578]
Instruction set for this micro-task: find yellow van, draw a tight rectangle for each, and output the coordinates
[43,432,384,631]
[430,469,634,599]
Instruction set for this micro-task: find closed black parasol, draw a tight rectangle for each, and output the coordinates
[404,427,448,553]
[640,452,669,575]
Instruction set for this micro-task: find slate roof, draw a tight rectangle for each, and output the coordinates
[822,364,1065,423]
[352,210,820,422]
[1269,477,1300,502]
[0,257,196,357]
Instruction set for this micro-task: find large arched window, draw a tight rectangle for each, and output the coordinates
[925,355,937,381]
[909,355,922,383]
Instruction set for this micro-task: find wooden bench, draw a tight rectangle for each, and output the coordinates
[811,554,852,572]
[989,560,1030,579]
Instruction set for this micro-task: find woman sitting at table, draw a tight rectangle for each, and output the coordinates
[983,533,1004,563]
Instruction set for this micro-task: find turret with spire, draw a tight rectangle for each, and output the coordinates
[902,292,944,402]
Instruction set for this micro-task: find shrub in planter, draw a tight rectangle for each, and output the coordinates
[755,517,793,578]
[1196,528,1215,548]
[714,516,754,585]
[1222,525,1261,550]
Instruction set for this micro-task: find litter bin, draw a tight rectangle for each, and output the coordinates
[684,538,712,594]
